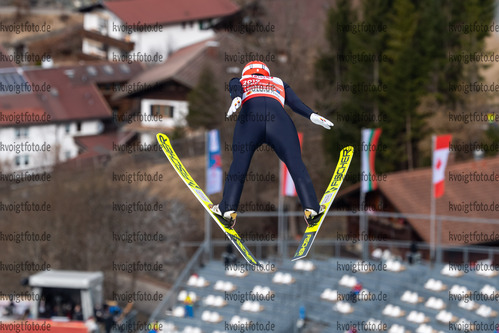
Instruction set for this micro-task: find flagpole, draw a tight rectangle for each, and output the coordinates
[205,130,212,260]
[278,160,285,260]
[430,135,436,263]
[360,128,368,261]
[360,187,367,260]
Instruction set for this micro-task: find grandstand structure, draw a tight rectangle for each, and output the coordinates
[142,210,499,333]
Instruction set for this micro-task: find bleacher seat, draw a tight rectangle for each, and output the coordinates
[225,265,248,278]
[187,275,209,288]
[385,259,405,272]
[424,296,445,310]
[424,278,447,291]
[203,295,226,308]
[172,306,185,317]
[401,290,423,304]
[449,284,469,296]
[458,299,478,311]
[251,285,273,296]
[480,284,497,295]
[339,275,358,287]
[181,326,202,333]
[383,304,405,317]
[158,321,176,333]
[177,290,198,303]
[272,272,295,284]
[476,304,496,318]
[333,301,354,314]
[372,248,383,259]
[213,280,235,292]
[441,264,464,277]
[415,324,437,333]
[241,300,263,312]
[201,310,222,323]
[293,260,315,271]
[320,288,339,302]
[436,310,456,323]
[407,311,429,324]
[388,324,407,333]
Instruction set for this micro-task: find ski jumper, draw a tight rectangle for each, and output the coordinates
[219,74,321,214]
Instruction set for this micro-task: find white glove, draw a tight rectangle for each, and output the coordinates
[310,113,334,129]
[226,97,242,117]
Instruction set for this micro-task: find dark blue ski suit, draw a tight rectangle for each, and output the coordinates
[218,74,320,214]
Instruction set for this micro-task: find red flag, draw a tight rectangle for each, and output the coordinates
[432,134,452,198]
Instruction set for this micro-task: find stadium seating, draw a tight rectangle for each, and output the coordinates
[149,257,498,333]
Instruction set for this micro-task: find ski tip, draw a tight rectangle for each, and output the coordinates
[342,145,354,154]
[156,132,170,142]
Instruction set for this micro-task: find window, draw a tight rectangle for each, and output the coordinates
[103,65,114,75]
[76,122,82,132]
[15,155,29,166]
[199,20,210,30]
[65,151,71,160]
[86,66,98,76]
[15,127,28,138]
[65,124,70,134]
[150,105,174,118]
[98,17,108,35]
[119,63,130,73]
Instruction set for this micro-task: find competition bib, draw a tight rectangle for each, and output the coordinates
[240,75,285,107]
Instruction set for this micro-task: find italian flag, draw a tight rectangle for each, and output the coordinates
[281,132,303,197]
[432,134,452,198]
[361,128,382,194]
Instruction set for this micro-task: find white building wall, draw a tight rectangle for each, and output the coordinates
[0,120,104,173]
[139,98,188,145]
[128,24,214,61]
[83,9,215,62]
[140,99,188,127]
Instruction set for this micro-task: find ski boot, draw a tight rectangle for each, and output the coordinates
[209,204,237,229]
[304,205,326,227]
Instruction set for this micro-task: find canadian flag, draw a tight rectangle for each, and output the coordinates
[432,134,452,198]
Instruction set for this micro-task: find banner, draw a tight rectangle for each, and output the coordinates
[281,132,303,197]
[361,128,382,193]
[206,129,222,195]
[432,134,452,198]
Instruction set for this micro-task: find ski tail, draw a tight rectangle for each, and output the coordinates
[157,133,261,267]
[292,146,354,261]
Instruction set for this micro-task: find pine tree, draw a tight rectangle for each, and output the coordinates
[186,65,223,130]
[315,0,496,175]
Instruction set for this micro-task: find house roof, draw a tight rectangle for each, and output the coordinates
[0,108,50,126]
[56,62,144,85]
[23,67,112,121]
[0,61,143,125]
[104,0,240,26]
[112,32,246,100]
[74,131,134,159]
[112,37,216,98]
[378,156,499,246]
[0,45,16,69]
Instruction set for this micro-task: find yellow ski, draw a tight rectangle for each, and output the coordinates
[292,146,354,261]
[157,133,260,266]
